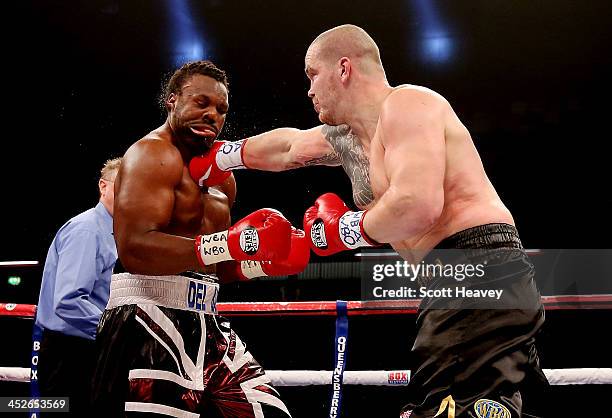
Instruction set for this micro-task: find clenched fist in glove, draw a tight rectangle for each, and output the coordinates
[189,139,248,188]
[304,193,379,256]
[195,208,291,266]
[236,226,310,280]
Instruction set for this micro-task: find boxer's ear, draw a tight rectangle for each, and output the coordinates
[339,57,351,82]
[166,93,177,111]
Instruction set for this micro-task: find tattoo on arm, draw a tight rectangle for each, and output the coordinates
[304,153,341,166]
[294,125,344,166]
[322,124,352,148]
[321,124,375,208]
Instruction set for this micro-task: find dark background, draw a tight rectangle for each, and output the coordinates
[1,1,611,416]
[3,0,611,263]
[3,0,611,301]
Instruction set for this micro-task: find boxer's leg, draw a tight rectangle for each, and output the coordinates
[122,305,207,417]
[91,305,140,416]
[204,315,291,418]
[403,303,546,417]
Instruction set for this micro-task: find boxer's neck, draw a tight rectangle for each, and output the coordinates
[344,83,393,144]
[161,120,208,164]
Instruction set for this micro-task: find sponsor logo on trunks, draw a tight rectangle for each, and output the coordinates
[239,227,259,255]
[388,371,409,385]
[187,280,209,311]
[474,399,511,418]
[399,411,412,418]
[311,219,328,249]
[5,303,16,311]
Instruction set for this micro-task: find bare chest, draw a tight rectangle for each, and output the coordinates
[367,135,389,201]
[167,169,230,237]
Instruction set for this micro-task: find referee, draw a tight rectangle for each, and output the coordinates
[35,158,121,415]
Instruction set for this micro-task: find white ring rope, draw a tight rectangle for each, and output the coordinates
[1,367,611,386]
[0,367,29,383]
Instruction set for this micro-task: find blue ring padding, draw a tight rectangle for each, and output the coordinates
[328,300,349,418]
[30,322,42,416]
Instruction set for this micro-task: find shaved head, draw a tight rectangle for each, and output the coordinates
[304,25,389,125]
[307,24,384,74]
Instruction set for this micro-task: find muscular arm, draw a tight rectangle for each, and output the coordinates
[242,125,342,171]
[114,140,201,275]
[209,176,241,283]
[362,90,446,243]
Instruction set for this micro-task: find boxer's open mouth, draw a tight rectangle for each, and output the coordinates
[190,125,218,138]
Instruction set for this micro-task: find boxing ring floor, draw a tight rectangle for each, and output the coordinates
[1,297,611,417]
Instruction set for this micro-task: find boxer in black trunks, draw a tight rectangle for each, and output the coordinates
[188,26,548,417]
[91,61,309,417]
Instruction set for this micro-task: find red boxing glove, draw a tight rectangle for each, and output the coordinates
[195,208,291,266]
[189,139,248,188]
[304,193,378,256]
[236,227,310,280]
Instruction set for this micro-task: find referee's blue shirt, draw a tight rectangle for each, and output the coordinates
[35,202,117,340]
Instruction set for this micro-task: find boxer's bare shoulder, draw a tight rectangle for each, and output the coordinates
[378,86,448,143]
[385,85,449,122]
[391,83,448,100]
[120,137,184,185]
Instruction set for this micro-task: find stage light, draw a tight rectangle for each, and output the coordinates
[166,0,212,65]
[410,0,454,65]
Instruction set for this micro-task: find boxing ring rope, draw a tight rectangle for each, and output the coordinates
[2,367,611,386]
[2,297,612,388]
[3,295,612,318]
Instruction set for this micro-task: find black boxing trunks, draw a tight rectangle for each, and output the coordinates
[91,272,291,417]
[400,224,548,418]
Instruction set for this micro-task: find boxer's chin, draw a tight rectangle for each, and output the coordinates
[198,136,215,150]
[183,129,215,150]
[318,112,337,126]
[317,111,329,124]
